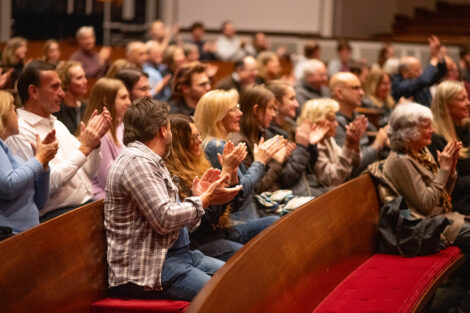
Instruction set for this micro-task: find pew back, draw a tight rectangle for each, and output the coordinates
[0,200,106,313]
[188,174,380,313]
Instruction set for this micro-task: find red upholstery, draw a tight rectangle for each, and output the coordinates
[314,247,462,313]
[91,297,190,313]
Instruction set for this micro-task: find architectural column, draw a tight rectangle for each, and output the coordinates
[0,0,12,42]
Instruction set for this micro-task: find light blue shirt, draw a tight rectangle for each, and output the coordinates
[0,140,50,233]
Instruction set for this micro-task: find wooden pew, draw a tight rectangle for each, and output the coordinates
[187,174,464,313]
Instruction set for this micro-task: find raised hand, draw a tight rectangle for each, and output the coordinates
[0,68,13,89]
[253,136,284,165]
[218,142,247,184]
[295,121,311,147]
[78,107,112,156]
[309,120,329,145]
[33,130,59,170]
[372,126,389,152]
[437,140,459,172]
[272,138,289,163]
[194,170,242,208]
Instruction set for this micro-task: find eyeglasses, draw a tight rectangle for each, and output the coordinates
[230,104,241,112]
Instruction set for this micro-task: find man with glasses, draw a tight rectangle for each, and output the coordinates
[330,72,389,175]
[169,61,211,116]
[115,68,152,102]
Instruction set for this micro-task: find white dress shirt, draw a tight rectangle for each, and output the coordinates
[6,109,101,214]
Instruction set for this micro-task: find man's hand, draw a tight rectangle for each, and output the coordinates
[99,47,112,65]
[193,169,242,208]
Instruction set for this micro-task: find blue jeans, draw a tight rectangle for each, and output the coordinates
[108,249,224,301]
[196,216,279,261]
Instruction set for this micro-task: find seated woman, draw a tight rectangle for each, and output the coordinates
[266,80,329,195]
[54,61,88,134]
[228,84,289,195]
[0,37,27,90]
[429,80,470,215]
[81,78,131,200]
[297,98,363,194]
[383,102,469,252]
[41,39,61,66]
[362,68,395,127]
[0,91,58,234]
[194,89,282,221]
[166,114,278,261]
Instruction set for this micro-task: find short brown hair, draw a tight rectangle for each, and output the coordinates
[123,97,169,145]
[171,61,206,100]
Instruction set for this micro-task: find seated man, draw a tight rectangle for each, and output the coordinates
[330,72,389,175]
[169,61,211,116]
[215,56,258,94]
[105,97,241,301]
[70,26,110,78]
[6,61,111,221]
[391,35,447,107]
[126,41,147,70]
[116,68,152,102]
[294,59,329,111]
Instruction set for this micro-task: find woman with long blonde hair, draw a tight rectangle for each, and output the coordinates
[429,80,470,214]
[81,78,131,199]
[166,113,277,261]
[362,68,395,127]
[195,89,280,222]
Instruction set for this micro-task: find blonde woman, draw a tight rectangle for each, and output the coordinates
[0,37,27,89]
[0,91,57,234]
[195,89,281,221]
[363,68,395,126]
[41,39,61,65]
[298,98,363,191]
[81,78,131,199]
[429,80,470,214]
[54,61,88,134]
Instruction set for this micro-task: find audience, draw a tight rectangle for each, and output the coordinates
[362,68,396,127]
[41,39,61,66]
[115,68,151,101]
[429,80,470,215]
[391,35,447,107]
[169,62,211,116]
[125,41,147,69]
[81,78,130,200]
[330,72,389,175]
[215,56,259,94]
[228,84,288,195]
[6,61,111,222]
[186,21,217,61]
[105,97,240,301]
[298,98,362,193]
[162,45,186,76]
[0,90,58,234]
[165,114,277,261]
[195,89,281,221]
[327,39,353,77]
[255,51,281,85]
[295,59,329,110]
[216,21,252,62]
[293,40,321,80]
[0,36,28,89]
[382,103,469,253]
[143,40,171,100]
[70,26,110,78]
[105,58,135,79]
[54,61,88,134]
[148,20,172,50]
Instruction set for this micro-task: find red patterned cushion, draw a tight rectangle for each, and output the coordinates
[314,247,462,313]
[91,297,190,313]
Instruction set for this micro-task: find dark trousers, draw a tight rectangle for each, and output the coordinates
[39,199,94,223]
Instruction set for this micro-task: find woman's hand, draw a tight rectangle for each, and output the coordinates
[253,136,284,165]
[193,169,242,208]
[437,140,460,172]
[218,141,247,184]
[309,120,329,145]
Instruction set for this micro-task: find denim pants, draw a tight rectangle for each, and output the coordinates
[109,249,224,301]
[196,215,279,261]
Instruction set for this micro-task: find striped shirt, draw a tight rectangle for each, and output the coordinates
[105,141,204,290]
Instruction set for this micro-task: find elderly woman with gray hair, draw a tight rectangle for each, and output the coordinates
[382,102,470,252]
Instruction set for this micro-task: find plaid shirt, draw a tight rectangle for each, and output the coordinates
[104,141,204,290]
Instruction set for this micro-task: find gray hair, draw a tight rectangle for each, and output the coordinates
[76,26,94,40]
[388,102,433,151]
[302,59,325,78]
[123,97,169,145]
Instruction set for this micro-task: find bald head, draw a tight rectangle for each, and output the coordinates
[329,72,363,109]
[126,41,147,68]
[398,56,422,79]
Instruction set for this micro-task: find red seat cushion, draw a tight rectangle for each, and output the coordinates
[91,297,190,313]
[314,247,462,313]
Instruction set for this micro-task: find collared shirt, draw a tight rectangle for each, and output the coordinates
[6,109,100,214]
[105,141,204,290]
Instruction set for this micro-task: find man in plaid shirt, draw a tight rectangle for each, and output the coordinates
[105,97,241,301]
